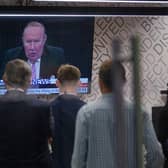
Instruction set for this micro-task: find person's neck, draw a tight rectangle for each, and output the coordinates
[101,88,112,94]
[59,87,78,96]
[6,85,25,92]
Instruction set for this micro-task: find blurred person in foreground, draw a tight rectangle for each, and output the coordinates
[0,59,53,168]
[50,64,86,168]
[71,59,164,168]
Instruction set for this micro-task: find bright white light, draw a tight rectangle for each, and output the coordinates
[0,14,165,17]
[33,0,168,3]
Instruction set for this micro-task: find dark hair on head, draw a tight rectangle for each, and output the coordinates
[57,64,81,84]
[99,59,126,90]
[3,59,32,89]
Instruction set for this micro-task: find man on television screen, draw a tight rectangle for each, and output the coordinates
[0,21,65,81]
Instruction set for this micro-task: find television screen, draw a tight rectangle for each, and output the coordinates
[0,6,167,95]
[0,15,94,95]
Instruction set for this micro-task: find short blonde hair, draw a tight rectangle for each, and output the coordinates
[3,59,32,89]
[57,64,81,84]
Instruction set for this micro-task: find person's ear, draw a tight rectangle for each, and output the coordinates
[56,79,61,88]
[99,78,104,93]
[2,73,7,85]
[77,80,81,87]
[43,34,47,44]
[2,73,10,89]
[28,75,32,85]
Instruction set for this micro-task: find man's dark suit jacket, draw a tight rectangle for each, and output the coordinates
[0,45,65,79]
[50,94,85,168]
[158,105,168,167]
[0,90,52,168]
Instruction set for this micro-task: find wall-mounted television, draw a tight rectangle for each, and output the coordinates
[0,6,168,95]
[0,7,95,95]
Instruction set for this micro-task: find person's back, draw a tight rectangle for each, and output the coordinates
[51,64,85,168]
[77,93,115,168]
[0,59,52,168]
[0,93,51,168]
[72,59,164,168]
[51,94,85,168]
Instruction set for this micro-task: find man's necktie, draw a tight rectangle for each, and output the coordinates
[31,63,36,80]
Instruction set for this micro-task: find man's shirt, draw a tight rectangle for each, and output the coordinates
[72,93,164,168]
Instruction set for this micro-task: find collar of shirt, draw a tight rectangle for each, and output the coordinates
[27,58,41,65]
[8,88,25,92]
[27,59,41,80]
[59,92,77,96]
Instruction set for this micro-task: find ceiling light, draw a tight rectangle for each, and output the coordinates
[33,0,168,3]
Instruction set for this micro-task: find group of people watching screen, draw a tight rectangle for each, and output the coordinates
[0,57,166,168]
[0,21,167,168]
